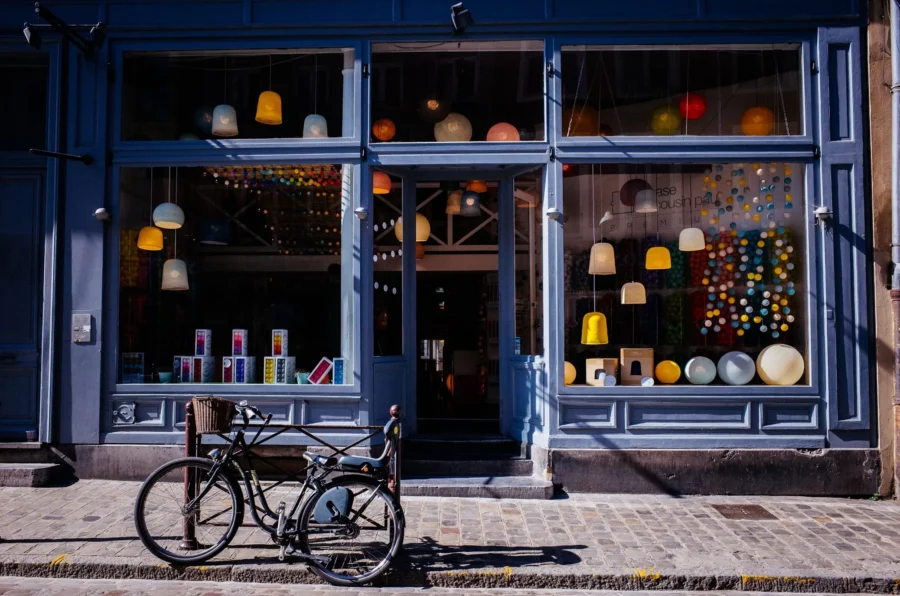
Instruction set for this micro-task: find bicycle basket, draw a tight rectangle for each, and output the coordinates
[191,396,236,435]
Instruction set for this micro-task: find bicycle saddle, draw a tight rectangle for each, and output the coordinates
[302,452,337,467]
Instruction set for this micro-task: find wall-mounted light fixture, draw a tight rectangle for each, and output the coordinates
[450,2,474,34]
[23,3,106,56]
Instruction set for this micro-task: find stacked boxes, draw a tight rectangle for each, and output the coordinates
[265,329,294,384]
[173,329,215,383]
[221,329,255,383]
[272,329,288,356]
[194,329,212,356]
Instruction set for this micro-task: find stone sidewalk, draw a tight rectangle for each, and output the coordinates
[2,481,900,592]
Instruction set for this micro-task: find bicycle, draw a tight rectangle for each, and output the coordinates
[133,400,405,586]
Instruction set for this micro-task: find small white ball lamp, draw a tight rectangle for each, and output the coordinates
[685,356,716,385]
[394,213,431,243]
[757,344,805,385]
[717,351,756,385]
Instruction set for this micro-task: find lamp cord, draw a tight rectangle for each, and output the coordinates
[773,45,790,135]
[149,167,153,220]
[269,55,273,91]
[314,55,318,114]
[591,164,596,313]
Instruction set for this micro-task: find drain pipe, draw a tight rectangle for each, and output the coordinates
[891,0,900,494]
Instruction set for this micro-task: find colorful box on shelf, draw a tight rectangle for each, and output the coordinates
[272,329,288,357]
[172,356,214,383]
[234,356,256,384]
[232,329,249,356]
[332,357,345,385]
[264,356,296,384]
[308,357,333,385]
[194,329,212,356]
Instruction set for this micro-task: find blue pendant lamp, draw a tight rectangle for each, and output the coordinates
[459,190,481,217]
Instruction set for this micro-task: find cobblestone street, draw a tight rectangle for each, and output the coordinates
[1,481,900,591]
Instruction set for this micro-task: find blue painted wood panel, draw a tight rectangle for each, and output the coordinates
[625,402,751,430]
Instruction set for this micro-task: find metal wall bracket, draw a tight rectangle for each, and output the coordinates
[29,148,93,165]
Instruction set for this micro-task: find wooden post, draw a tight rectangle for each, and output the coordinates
[180,400,198,550]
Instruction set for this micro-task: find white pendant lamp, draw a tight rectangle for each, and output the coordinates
[153,202,184,229]
[161,258,189,291]
[303,114,328,138]
[634,188,658,213]
[621,282,647,305]
[679,227,706,251]
[588,242,616,275]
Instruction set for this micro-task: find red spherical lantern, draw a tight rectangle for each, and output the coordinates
[678,94,707,121]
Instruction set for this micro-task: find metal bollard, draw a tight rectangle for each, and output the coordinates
[180,401,198,550]
[390,404,402,505]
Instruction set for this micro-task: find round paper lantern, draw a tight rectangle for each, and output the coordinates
[717,351,756,386]
[645,246,671,270]
[372,118,396,141]
[152,202,184,230]
[679,228,705,251]
[756,344,805,385]
[194,106,213,134]
[564,361,576,385]
[620,179,652,207]
[562,106,599,136]
[678,93,707,120]
[486,122,520,142]
[581,312,609,345]
[212,104,238,137]
[255,90,282,125]
[651,106,682,135]
[656,360,681,384]
[303,114,328,138]
[373,171,392,195]
[434,113,472,142]
[161,259,189,291]
[635,188,658,213]
[137,226,163,251]
[621,282,646,305]
[394,213,431,243]
[741,106,775,136]
[685,356,716,385]
[588,242,615,275]
[418,98,450,123]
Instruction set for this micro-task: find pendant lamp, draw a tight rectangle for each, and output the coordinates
[418,98,450,123]
[153,202,184,229]
[467,180,488,193]
[434,113,472,142]
[679,228,705,251]
[486,122,520,142]
[255,57,282,125]
[138,168,163,251]
[459,191,481,217]
[394,213,431,243]
[621,282,647,305]
[303,114,328,138]
[372,118,396,141]
[373,171,392,195]
[416,243,426,260]
[588,242,615,275]
[212,104,238,137]
[645,246,672,270]
[580,312,609,345]
[162,258,189,291]
[634,188,658,213]
[619,179,652,207]
[446,190,462,215]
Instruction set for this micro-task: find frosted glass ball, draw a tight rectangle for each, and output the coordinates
[717,351,756,385]
[757,344,805,385]
[685,356,716,385]
[434,113,473,142]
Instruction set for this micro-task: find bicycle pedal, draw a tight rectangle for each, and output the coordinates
[278,544,288,562]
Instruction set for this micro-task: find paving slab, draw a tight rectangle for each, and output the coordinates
[1,481,900,591]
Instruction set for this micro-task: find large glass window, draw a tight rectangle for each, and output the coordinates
[561,45,802,137]
[562,162,807,387]
[515,171,544,356]
[0,52,48,150]
[118,164,352,386]
[370,41,544,143]
[121,49,353,141]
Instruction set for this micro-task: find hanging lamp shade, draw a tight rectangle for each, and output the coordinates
[415,243,426,260]
[418,98,450,123]
[446,190,462,215]
[394,213,431,243]
[679,227,706,251]
[460,191,481,217]
[619,179,652,207]
[373,171,392,194]
[212,104,238,137]
[621,282,647,304]
[467,180,487,193]
[152,202,184,230]
[740,106,775,136]
[137,226,163,251]
[588,242,616,275]
[372,118,396,141]
[161,259,189,291]
[303,114,328,138]
[194,106,213,134]
[255,90,282,125]
[580,312,609,345]
[198,220,230,245]
[634,188,658,213]
[486,122,520,142]
[645,246,672,270]
[434,113,472,142]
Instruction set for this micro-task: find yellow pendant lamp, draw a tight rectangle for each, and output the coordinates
[255,91,282,125]
[581,312,609,345]
[138,167,163,251]
[621,282,647,305]
[645,246,672,270]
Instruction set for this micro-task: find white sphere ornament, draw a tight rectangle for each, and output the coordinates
[685,356,716,385]
[717,351,756,385]
[434,113,473,142]
[152,202,185,229]
[757,344,805,385]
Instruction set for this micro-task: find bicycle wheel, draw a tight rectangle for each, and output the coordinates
[297,474,404,586]
[134,457,244,565]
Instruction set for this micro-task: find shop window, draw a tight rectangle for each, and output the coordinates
[121,49,352,141]
[372,170,402,357]
[0,52,47,150]
[118,164,352,386]
[560,45,802,137]
[370,41,544,143]
[562,162,807,387]
[515,171,544,356]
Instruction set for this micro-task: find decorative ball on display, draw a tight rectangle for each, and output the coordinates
[434,113,473,142]
[619,179,652,207]
[741,106,775,136]
[717,351,756,385]
[486,122,520,142]
[655,360,681,384]
[756,344,805,385]
[678,93,707,120]
[372,118,397,141]
[394,213,431,243]
[418,98,450,123]
[562,106,599,136]
[651,106,682,135]
[685,356,716,385]
[564,361,576,386]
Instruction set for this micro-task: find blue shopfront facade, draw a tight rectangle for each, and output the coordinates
[0,0,879,493]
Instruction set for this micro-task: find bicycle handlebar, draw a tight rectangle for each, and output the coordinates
[237,401,270,429]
